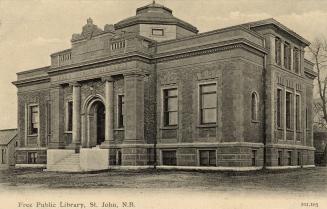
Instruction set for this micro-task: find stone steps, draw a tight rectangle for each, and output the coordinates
[46,153,82,172]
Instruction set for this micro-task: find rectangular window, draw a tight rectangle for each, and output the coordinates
[118,95,125,128]
[287,151,292,166]
[67,101,73,132]
[278,151,283,166]
[1,149,5,164]
[277,89,282,128]
[28,152,37,164]
[275,37,281,65]
[297,151,302,166]
[284,42,291,70]
[286,92,292,129]
[251,150,257,166]
[152,28,164,36]
[200,83,217,124]
[296,94,301,131]
[163,88,178,126]
[199,150,216,166]
[293,47,300,73]
[162,150,177,166]
[47,101,51,135]
[29,105,39,135]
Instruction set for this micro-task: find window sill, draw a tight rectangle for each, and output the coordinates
[251,120,260,123]
[64,131,72,134]
[277,127,283,131]
[197,124,217,128]
[27,134,38,137]
[275,64,302,76]
[114,128,124,131]
[160,126,178,130]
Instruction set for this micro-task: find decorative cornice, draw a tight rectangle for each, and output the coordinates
[47,52,153,76]
[12,76,50,87]
[155,38,267,63]
[101,76,115,82]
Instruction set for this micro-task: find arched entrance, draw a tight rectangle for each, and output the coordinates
[83,96,106,147]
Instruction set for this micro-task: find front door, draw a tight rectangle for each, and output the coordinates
[96,102,105,145]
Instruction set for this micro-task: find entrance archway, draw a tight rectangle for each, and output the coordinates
[83,95,106,147]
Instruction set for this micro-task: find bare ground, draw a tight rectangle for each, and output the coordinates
[0,167,326,193]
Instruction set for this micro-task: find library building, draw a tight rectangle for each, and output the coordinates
[13,2,316,172]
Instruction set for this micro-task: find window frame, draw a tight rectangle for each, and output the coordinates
[284,42,291,70]
[162,87,178,127]
[161,150,177,166]
[276,88,283,128]
[251,91,259,122]
[28,104,39,136]
[151,28,164,36]
[285,90,293,130]
[293,47,300,74]
[198,149,217,167]
[27,152,38,164]
[275,37,282,66]
[295,93,301,133]
[287,151,292,166]
[198,81,217,125]
[117,94,125,129]
[278,150,283,166]
[251,150,257,166]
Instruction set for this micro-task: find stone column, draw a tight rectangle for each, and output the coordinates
[71,82,81,146]
[101,76,114,146]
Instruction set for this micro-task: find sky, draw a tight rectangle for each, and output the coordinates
[0,0,327,129]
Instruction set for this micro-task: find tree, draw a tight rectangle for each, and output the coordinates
[308,38,327,129]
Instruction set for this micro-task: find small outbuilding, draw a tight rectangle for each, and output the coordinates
[0,129,17,169]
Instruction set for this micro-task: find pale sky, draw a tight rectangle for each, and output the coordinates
[0,0,326,129]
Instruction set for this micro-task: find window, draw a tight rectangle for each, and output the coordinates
[293,47,300,73]
[152,28,164,36]
[47,101,51,144]
[116,150,122,166]
[199,83,217,124]
[278,151,283,166]
[1,149,5,164]
[277,89,282,128]
[286,92,292,129]
[163,88,178,126]
[295,94,301,131]
[275,37,281,65]
[162,150,176,166]
[67,101,73,132]
[287,151,292,166]
[297,151,302,166]
[251,92,258,121]
[28,152,37,164]
[118,95,125,128]
[29,105,39,135]
[251,150,257,166]
[284,42,291,70]
[306,107,308,129]
[199,150,216,166]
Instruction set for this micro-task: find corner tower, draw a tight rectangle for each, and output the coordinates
[114,1,198,42]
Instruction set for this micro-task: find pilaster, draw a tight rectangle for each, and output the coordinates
[48,84,65,148]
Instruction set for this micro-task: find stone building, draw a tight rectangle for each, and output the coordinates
[13,2,317,171]
[0,129,17,169]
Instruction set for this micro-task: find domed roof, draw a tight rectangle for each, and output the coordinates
[114,2,198,33]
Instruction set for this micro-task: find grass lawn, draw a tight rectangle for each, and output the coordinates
[0,167,326,193]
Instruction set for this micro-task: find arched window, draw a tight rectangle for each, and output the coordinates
[251,92,258,121]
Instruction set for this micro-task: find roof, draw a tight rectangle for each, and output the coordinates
[242,18,310,46]
[114,2,198,33]
[0,129,17,146]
